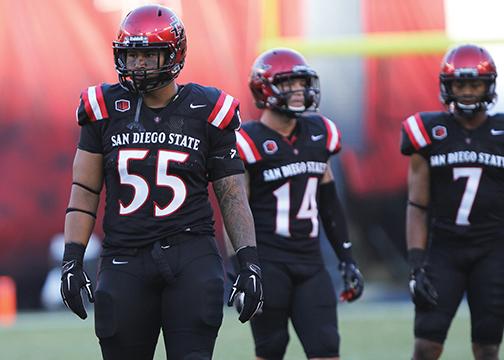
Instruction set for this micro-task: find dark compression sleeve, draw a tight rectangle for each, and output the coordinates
[318,181,353,263]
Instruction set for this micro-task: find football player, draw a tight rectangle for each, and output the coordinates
[59,5,263,360]
[229,48,364,360]
[401,44,504,360]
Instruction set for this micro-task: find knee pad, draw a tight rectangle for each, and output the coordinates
[94,290,117,339]
[182,351,212,360]
[200,278,224,328]
[256,330,289,359]
[415,312,452,343]
[305,323,340,358]
[472,316,504,344]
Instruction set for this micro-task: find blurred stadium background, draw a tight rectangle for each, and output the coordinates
[1,0,504,357]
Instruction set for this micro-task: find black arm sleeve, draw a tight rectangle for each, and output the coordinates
[318,181,353,263]
[78,122,103,154]
[207,126,244,181]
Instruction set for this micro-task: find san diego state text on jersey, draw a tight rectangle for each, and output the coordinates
[236,114,341,262]
[401,111,504,238]
[76,83,243,248]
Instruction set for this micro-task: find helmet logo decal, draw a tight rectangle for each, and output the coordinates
[263,140,278,155]
[169,14,183,40]
[115,99,131,112]
[432,125,447,140]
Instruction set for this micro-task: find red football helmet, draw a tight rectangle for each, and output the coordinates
[439,44,497,115]
[113,5,187,93]
[249,48,320,117]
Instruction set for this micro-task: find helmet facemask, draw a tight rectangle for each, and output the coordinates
[112,5,187,94]
[114,39,182,94]
[250,48,321,118]
[439,44,497,118]
[440,73,496,118]
[270,73,320,116]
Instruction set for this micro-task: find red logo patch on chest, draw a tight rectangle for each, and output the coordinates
[432,125,447,140]
[115,99,131,112]
[263,140,278,154]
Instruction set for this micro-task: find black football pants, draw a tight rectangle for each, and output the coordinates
[415,236,504,344]
[251,260,340,359]
[94,235,224,360]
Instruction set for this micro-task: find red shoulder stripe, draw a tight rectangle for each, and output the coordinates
[208,92,226,126]
[81,85,109,122]
[414,113,431,144]
[403,113,431,150]
[218,97,239,129]
[235,129,262,164]
[95,84,109,119]
[402,119,421,150]
[208,92,239,129]
[321,116,341,153]
[80,88,96,122]
[334,126,342,153]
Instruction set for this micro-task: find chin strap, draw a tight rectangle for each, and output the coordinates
[453,101,487,118]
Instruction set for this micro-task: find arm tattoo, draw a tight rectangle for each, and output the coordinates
[213,174,256,251]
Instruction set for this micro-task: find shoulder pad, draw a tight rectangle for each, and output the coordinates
[205,88,241,130]
[317,115,342,154]
[489,113,504,123]
[235,127,262,164]
[401,112,433,155]
[76,84,110,126]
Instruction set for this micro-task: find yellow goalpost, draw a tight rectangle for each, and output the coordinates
[259,0,504,57]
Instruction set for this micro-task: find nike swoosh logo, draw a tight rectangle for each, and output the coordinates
[63,261,75,272]
[67,273,73,290]
[311,134,324,141]
[409,279,416,293]
[249,275,256,292]
[190,103,207,109]
[491,129,504,135]
[342,242,352,249]
[112,258,129,265]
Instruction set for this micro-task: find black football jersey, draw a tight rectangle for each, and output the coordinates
[76,82,243,248]
[401,111,504,239]
[236,114,341,263]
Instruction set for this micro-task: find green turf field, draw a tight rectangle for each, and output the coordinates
[0,301,499,359]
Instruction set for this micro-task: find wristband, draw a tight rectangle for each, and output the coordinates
[236,246,259,269]
[63,242,86,265]
[408,248,426,270]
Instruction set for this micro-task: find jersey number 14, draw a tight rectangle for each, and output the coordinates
[272,177,319,237]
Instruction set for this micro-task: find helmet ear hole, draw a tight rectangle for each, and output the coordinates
[261,83,273,97]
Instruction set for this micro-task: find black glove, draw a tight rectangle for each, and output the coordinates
[408,248,438,309]
[225,254,240,284]
[60,242,94,319]
[227,246,264,323]
[339,260,364,302]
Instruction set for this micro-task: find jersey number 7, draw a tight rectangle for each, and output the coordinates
[453,167,482,225]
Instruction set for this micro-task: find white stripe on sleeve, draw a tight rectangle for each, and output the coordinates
[406,115,428,147]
